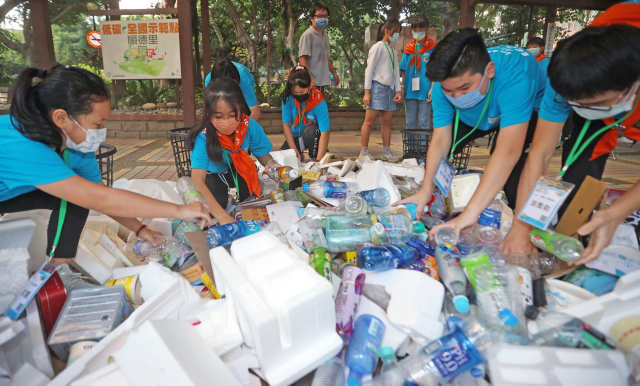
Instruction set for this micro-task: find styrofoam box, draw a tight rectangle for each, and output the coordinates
[488,343,630,386]
[50,263,234,385]
[211,231,343,386]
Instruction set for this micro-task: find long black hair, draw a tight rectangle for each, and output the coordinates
[281,66,311,104]
[210,59,240,83]
[9,64,109,152]
[188,77,250,163]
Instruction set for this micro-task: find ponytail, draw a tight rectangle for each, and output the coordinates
[281,66,311,104]
[9,64,109,151]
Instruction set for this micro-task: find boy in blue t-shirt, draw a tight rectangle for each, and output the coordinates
[205,59,260,119]
[400,16,437,135]
[396,28,545,236]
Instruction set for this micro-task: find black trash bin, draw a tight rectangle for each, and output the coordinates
[169,128,192,177]
[96,144,117,186]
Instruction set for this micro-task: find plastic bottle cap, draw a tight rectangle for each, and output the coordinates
[499,308,519,327]
[347,373,361,386]
[453,295,470,314]
[405,203,417,220]
[412,222,425,234]
[302,183,309,193]
[525,305,540,320]
[378,346,395,362]
[297,208,304,217]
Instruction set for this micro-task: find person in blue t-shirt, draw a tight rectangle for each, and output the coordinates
[204,59,260,119]
[503,18,640,262]
[280,66,330,161]
[396,29,545,236]
[525,36,550,75]
[0,65,211,261]
[188,78,278,224]
[400,16,437,136]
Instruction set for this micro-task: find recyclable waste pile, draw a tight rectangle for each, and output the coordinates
[1,150,639,386]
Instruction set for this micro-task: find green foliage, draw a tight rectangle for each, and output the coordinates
[121,80,176,107]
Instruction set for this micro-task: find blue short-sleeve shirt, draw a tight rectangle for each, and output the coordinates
[281,96,330,138]
[399,44,434,101]
[190,118,272,173]
[432,46,546,131]
[204,62,258,107]
[0,115,102,201]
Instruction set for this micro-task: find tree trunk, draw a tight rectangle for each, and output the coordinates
[389,0,402,20]
[265,0,272,105]
[211,16,224,46]
[191,0,202,86]
[222,0,257,72]
[284,0,297,67]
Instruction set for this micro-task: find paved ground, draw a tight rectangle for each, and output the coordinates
[104,129,640,190]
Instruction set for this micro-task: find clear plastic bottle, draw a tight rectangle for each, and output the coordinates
[311,357,346,386]
[427,191,448,219]
[530,229,584,262]
[173,220,201,247]
[128,239,156,257]
[346,314,386,385]
[176,176,207,205]
[529,311,616,349]
[375,213,412,245]
[419,214,445,230]
[158,237,192,268]
[205,220,266,248]
[411,222,429,243]
[434,228,470,314]
[298,206,347,219]
[365,347,407,386]
[357,188,391,207]
[345,195,369,215]
[325,215,377,253]
[303,180,357,199]
[358,245,419,272]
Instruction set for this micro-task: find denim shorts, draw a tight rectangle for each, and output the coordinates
[368,80,396,112]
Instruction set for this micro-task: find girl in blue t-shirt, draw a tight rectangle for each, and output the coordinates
[188,78,278,224]
[0,65,211,261]
[280,66,331,161]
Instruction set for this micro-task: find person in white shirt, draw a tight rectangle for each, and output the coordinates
[360,19,403,161]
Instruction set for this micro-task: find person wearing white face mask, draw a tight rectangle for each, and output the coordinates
[525,36,550,76]
[395,28,546,238]
[0,65,212,262]
[503,7,640,264]
[360,18,403,161]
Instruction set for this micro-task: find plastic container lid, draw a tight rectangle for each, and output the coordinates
[302,184,310,193]
[453,295,470,314]
[297,208,305,217]
[378,346,395,362]
[499,308,519,327]
[412,222,426,234]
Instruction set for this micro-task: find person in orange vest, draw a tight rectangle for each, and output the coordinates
[503,0,640,264]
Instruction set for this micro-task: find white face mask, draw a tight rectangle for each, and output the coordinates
[67,117,107,153]
[570,86,638,120]
[527,47,541,57]
[412,31,426,40]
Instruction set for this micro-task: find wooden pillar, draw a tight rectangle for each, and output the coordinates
[108,0,126,109]
[178,0,196,127]
[459,0,476,28]
[201,0,211,77]
[543,6,557,54]
[29,0,56,69]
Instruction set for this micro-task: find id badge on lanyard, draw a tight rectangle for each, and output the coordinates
[518,177,574,230]
[434,156,455,197]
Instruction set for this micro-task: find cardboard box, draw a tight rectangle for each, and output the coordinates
[555,176,608,236]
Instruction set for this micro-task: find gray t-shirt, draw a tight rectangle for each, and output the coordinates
[299,26,331,87]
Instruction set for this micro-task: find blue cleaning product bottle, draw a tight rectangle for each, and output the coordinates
[346,314,386,385]
[303,180,355,199]
[206,220,266,248]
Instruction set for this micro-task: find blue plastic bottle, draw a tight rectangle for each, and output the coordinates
[206,220,266,248]
[346,314,386,385]
[303,181,354,199]
[358,245,418,271]
[357,188,390,207]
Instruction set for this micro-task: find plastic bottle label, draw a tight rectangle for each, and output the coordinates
[368,317,381,336]
[478,208,501,229]
[432,344,474,379]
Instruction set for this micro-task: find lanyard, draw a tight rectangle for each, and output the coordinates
[224,152,240,200]
[49,149,69,258]
[560,99,638,176]
[383,42,395,72]
[449,80,494,159]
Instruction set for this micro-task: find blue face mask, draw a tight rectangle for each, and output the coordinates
[67,117,107,153]
[315,17,328,30]
[389,32,400,43]
[444,69,489,109]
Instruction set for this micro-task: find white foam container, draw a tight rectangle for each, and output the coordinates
[211,231,342,386]
[488,343,630,385]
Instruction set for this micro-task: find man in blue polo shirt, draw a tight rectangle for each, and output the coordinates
[396,28,546,235]
[205,59,260,119]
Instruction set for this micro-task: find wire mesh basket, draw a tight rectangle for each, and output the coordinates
[96,144,117,186]
[169,128,192,177]
[451,142,472,172]
[402,129,430,160]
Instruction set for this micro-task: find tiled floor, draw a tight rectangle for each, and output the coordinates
[105,130,640,190]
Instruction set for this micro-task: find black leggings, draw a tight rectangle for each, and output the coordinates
[450,111,538,209]
[281,124,321,160]
[0,190,89,258]
[204,170,251,210]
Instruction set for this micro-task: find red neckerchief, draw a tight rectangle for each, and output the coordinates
[403,37,436,71]
[589,2,640,28]
[213,115,261,196]
[293,87,324,126]
[536,54,547,62]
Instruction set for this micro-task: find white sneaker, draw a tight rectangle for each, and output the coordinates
[382,148,395,161]
[359,148,369,158]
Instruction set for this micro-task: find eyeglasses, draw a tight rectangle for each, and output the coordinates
[313,13,329,18]
[553,83,638,111]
